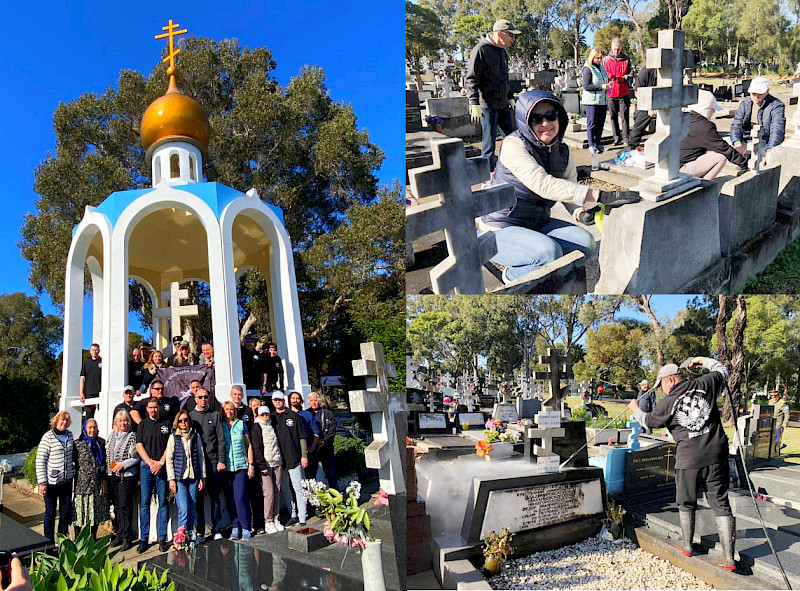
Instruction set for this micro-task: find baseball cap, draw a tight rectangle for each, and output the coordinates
[123,385,134,393]
[172,336,182,343]
[639,380,649,387]
[769,390,780,398]
[749,77,769,94]
[654,364,682,389]
[271,391,285,400]
[180,340,189,347]
[493,19,521,34]
[688,89,723,117]
[257,405,271,415]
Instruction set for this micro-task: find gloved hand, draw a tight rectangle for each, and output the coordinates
[597,190,641,208]
[470,104,482,124]
[509,98,516,111]
[574,206,599,225]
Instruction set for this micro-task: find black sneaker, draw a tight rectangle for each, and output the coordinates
[110,535,123,548]
[285,517,299,527]
[137,540,148,554]
[159,540,169,552]
[121,540,134,552]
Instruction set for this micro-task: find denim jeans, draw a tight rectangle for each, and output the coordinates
[489,220,596,282]
[139,466,168,541]
[175,478,198,533]
[280,464,307,523]
[481,106,514,170]
[43,481,72,541]
[196,461,222,534]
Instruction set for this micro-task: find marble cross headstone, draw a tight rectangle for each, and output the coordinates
[153,282,199,352]
[349,342,405,495]
[528,409,565,474]
[407,138,516,294]
[426,391,437,413]
[633,30,701,202]
[534,348,573,412]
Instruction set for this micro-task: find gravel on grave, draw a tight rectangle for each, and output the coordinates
[487,534,713,590]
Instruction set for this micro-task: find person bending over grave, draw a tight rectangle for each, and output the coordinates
[581,47,609,155]
[680,90,749,180]
[477,90,640,283]
[627,66,657,150]
[466,19,521,171]
[627,357,737,571]
[729,77,785,165]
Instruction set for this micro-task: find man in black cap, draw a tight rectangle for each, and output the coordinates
[113,385,138,428]
[465,19,520,170]
[165,336,183,366]
[628,357,736,571]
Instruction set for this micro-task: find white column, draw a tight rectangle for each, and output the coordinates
[106,217,131,437]
[86,256,104,350]
[210,215,241,405]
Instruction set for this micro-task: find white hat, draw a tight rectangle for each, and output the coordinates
[271,390,285,400]
[654,364,681,389]
[257,405,271,415]
[749,77,770,94]
[688,89,723,117]
[639,380,649,387]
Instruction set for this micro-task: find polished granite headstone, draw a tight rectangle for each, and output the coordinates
[0,512,54,556]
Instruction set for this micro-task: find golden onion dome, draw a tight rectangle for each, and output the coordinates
[140,65,210,154]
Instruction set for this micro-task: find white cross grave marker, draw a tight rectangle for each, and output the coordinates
[407,138,515,294]
[349,342,406,495]
[633,30,701,202]
[527,409,565,474]
[153,282,199,350]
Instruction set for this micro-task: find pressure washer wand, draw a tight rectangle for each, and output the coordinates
[558,404,631,470]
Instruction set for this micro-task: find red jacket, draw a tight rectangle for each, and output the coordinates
[603,54,632,98]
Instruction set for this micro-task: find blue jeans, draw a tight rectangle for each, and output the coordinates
[481,106,514,170]
[175,478,198,533]
[139,466,168,541]
[489,220,596,282]
[585,105,607,149]
[280,464,308,523]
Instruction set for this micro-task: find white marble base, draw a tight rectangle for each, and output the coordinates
[633,172,702,202]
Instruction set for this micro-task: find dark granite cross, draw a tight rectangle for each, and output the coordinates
[407,138,515,294]
[534,348,574,411]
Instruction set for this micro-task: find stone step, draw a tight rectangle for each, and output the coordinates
[749,463,800,505]
[638,504,800,589]
[710,490,800,538]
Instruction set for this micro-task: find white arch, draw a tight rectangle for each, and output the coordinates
[129,274,160,347]
[85,256,104,349]
[61,209,113,435]
[220,192,310,398]
[108,187,239,410]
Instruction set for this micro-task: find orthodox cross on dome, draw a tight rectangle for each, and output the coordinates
[155,19,188,69]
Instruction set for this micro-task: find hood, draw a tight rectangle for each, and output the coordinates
[515,90,569,150]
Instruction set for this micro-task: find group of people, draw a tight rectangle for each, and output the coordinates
[36,380,340,555]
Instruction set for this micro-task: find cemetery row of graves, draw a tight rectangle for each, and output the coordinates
[406,29,800,295]
[405,294,800,590]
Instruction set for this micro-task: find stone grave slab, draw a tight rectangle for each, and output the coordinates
[425,97,477,138]
[416,411,449,434]
[594,183,720,293]
[516,397,542,419]
[562,90,581,115]
[492,402,519,422]
[750,404,776,460]
[0,512,54,556]
[621,441,677,503]
[406,89,422,132]
[460,468,606,543]
[718,166,780,256]
[458,412,486,431]
[551,420,590,468]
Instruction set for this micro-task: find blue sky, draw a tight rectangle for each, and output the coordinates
[0,1,403,330]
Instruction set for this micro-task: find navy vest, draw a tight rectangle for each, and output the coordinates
[172,432,202,480]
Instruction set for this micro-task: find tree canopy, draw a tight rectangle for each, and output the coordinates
[19,37,403,391]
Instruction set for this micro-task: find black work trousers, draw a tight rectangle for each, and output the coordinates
[608,96,631,143]
[675,461,733,517]
[110,474,137,542]
[627,110,655,149]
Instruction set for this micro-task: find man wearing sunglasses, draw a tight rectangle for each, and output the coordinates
[189,388,226,541]
[465,19,520,171]
[479,90,640,283]
[130,380,179,427]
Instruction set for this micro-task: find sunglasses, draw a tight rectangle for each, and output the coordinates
[178,418,189,423]
[197,395,208,400]
[529,110,558,125]
[152,387,163,391]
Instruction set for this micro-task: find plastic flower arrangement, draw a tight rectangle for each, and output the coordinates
[0,459,10,475]
[172,525,195,551]
[475,439,493,457]
[301,479,371,548]
[424,114,444,126]
[498,430,520,443]
[483,418,507,442]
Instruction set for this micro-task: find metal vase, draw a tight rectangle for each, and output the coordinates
[362,539,387,591]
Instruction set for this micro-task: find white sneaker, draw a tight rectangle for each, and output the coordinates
[213,533,223,540]
[265,522,277,535]
[273,519,284,532]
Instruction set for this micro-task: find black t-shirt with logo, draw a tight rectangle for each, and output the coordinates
[136,415,171,460]
[135,395,179,426]
[264,354,284,388]
[241,347,263,390]
[112,401,137,427]
[235,404,255,433]
[81,357,102,396]
[272,409,307,469]
[128,360,145,390]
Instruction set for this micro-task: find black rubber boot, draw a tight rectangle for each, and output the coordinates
[676,510,695,556]
[716,515,737,570]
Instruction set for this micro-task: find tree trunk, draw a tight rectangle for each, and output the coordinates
[638,295,664,368]
[715,295,730,365]
[239,311,258,344]
[725,296,747,426]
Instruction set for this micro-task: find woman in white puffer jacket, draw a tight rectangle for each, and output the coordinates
[251,405,284,534]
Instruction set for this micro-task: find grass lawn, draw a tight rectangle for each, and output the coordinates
[743,236,800,293]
